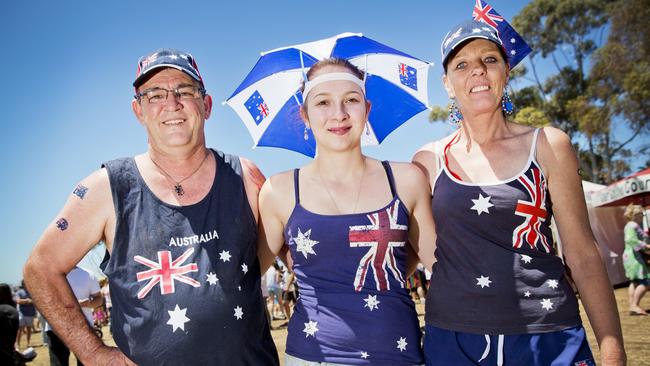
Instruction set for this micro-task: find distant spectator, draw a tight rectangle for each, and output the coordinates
[623,204,650,316]
[99,280,111,330]
[0,283,19,365]
[14,281,35,349]
[265,261,285,320]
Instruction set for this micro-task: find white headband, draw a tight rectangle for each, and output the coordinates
[302,72,365,99]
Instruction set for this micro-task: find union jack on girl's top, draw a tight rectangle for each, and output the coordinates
[472,0,532,68]
[512,167,552,253]
[349,200,407,291]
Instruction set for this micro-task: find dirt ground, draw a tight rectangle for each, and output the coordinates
[20,286,649,365]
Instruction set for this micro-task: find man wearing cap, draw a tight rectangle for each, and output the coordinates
[24,48,279,365]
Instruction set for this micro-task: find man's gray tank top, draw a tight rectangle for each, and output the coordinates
[425,129,581,335]
[101,149,278,365]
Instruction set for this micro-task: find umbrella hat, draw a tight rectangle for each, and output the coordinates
[225,33,432,157]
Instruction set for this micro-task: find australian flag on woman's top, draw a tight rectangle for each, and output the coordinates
[472,0,531,68]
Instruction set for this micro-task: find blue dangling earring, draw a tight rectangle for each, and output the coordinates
[304,124,310,141]
[448,99,463,124]
[501,89,514,116]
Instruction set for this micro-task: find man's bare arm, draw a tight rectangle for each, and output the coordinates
[24,168,134,365]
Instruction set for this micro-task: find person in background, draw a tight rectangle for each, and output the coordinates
[280,267,296,324]
[1,283,36,366]
[99,279,112,330]
[0,283,20,365]
[622,204,650,316]
[14,281,35,350]
[265,261,286,320]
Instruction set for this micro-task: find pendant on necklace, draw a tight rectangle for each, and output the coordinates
[174,184,185,196]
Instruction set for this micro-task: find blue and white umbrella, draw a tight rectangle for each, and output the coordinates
[225,32,431,157]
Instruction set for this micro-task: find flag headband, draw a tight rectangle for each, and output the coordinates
[302,72,365,99]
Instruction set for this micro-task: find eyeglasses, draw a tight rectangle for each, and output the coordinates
[135,86,206,104]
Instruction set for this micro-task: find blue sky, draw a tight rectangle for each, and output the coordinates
[0,0,631,285]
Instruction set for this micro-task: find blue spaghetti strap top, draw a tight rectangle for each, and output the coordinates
[284,161,423,365]
[425,128,581,334]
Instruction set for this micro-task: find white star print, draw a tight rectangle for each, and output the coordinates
[219,250,231,262]
[547,279,559,289]
[169,54,178,59]
[303,321,319,337]
[396,337,408,352]
[541,298,554,311]
[472,28,482,33]
[206,272,218,285]
[293,228,319,259]
[470,193,494,215]
[521,255,533,264]
[524,290,531,297]
[511,38,516,43]
[476,275,492,288]
[361,351,369,359]
[241,263,249,274]
[511,50,517,55]
[363,294,380,311]
[234,306,243,320]
[238,285,241,291]
[167,304,190,332]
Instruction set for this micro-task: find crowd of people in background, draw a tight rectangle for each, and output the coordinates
[0,271,113,365]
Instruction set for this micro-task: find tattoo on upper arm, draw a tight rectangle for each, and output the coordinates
[73,184,89,199]
[56,218,69,231]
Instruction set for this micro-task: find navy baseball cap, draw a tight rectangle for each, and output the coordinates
[133,48,203,88]
[441,19,505,70]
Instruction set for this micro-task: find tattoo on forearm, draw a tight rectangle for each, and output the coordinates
[56,218,69,231]
[73,184,88,199]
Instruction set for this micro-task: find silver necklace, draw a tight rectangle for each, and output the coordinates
[149,150,210,196]
[316,158,366,214]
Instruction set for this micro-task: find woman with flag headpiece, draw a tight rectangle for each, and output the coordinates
[412,4,626,365]
[257,57,436,365]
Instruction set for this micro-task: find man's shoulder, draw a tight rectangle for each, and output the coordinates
[101,156,135,172]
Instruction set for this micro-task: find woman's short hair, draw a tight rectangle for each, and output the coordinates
[624,204,645,221]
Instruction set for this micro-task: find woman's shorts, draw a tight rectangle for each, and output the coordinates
[423,324,594,365]
[18,315,34,327]
[631,278,650,287]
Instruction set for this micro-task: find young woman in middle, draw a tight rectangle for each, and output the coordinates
[257,58,436,366]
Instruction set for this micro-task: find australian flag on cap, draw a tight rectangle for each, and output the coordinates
[472,0,531,68]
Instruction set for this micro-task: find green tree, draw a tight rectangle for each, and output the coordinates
[588,0,650,180]
[513,0,650,183]
[513,0,607,137]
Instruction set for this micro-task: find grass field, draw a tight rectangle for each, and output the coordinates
[20,286,649,365]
